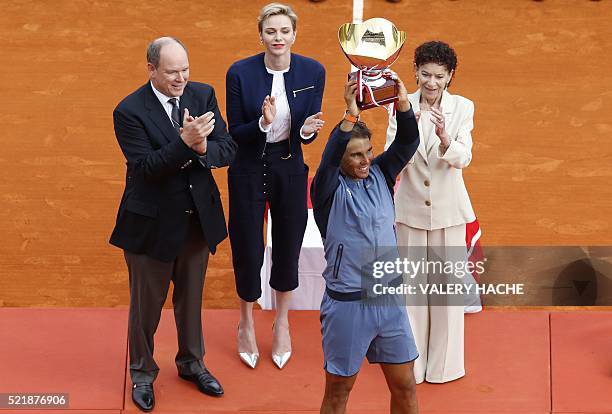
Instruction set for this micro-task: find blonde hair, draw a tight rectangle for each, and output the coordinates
[258,3,298,33]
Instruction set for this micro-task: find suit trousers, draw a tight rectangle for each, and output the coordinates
[124,214,210,384]
[228,142,308,302]
[396,222,466,384]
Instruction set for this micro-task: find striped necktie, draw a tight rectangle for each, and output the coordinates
[168,98,180,132]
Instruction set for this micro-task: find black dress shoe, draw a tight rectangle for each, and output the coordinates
[132,383,154,412]
[179,369,224,397]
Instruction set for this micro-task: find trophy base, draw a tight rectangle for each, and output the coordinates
[349,71,398,110]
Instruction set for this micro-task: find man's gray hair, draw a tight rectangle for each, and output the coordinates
[146,37,187,68]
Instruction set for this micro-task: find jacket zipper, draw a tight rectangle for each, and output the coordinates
[332,244,344,279]
[292,85,314,97]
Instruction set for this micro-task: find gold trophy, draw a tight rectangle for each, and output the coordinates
[339,18,406,110]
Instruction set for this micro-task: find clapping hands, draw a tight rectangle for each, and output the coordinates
[430,106,450,147]
[261,95,276,127]
[180,108,214,155]
[302,112,325,135]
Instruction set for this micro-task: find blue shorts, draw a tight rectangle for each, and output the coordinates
[320,292,419,377]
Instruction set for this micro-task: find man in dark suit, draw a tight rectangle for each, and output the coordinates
[110,37,236,412]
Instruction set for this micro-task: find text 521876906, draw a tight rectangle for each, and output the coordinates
[0,393,69,408]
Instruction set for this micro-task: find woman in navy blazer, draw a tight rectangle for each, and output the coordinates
[225,2,325,370]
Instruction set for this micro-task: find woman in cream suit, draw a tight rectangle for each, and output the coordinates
[386,40,475,384]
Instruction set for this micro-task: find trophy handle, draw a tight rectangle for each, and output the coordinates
[357,70,364,104]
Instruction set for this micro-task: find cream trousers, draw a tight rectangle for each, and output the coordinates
[396,222,467,384]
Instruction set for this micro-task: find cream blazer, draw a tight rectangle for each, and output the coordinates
[385,89,475,230]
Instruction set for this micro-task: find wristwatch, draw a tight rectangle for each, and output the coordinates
[343,111,359,124]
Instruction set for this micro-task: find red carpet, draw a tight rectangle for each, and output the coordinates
[551,312,612,413]
[1,308,611,413]
[0,308,127,411]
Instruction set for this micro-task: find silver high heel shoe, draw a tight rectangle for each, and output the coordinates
[237,325,259,369]
[271,322,292,369]
[239,352,259,369]
[272,351,291,369]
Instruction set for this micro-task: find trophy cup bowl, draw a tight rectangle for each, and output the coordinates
[338,18,406,110]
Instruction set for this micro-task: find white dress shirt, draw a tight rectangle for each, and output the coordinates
[150,81,180,127]
[259,67,314,141]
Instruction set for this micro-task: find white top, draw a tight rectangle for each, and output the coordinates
[265,67,290,143]
[150,81,179,127]
[258,67,315,142]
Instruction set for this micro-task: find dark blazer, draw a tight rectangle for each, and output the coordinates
[110,82,236,261]
[225,52,325,168]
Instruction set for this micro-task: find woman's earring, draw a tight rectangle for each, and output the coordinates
[415,76,419,85]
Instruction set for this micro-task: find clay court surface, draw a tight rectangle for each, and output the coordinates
[1,0,611,308]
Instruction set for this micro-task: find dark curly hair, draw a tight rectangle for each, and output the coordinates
[414,41,458,73]
[350,121,371,140]
[332,120,372,140]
